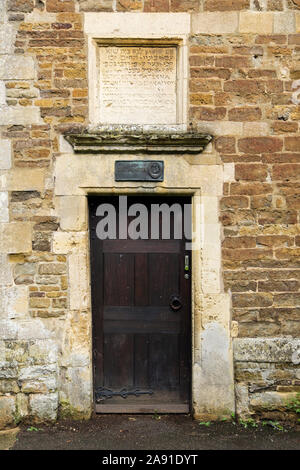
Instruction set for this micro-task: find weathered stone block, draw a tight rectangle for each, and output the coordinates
[0,140,11,170]
[0,379,19,394]
[28,340,57,365]
[29,393,58,421]
[16,393,28,420]
[0,396,16,429]
[59,367,92,419]
[0,285,28,319]
[235,384,251,418]
[17,320,52,340]
[55,196,87,231]
[234,338,300,363]
[22,376,57,394]
[0,255,13,286]
[0,23,17,55]
[14,263,36,285]
[53,232,86,254]
[19,364,57,381]
[69,253,88,310]
[273,11,295,34]
[239,12,273,34]
[84,12,191,36]
[29,297,50,309]
[0,56,35,80]
[192,12,239,33]
[0,105,41,125]
[0,193,8,224]
[78,0,113,10]
[0,321,18,340]
[249,391,298,411]
[0,169,44,192]
[0,222,32,254]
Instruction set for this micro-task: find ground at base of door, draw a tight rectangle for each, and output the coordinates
[10,415,300,450]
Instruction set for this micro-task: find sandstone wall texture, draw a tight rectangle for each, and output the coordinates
[0,0,300,427]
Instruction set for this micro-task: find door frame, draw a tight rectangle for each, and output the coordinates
[89,194,192,414]
[54,151,235,419]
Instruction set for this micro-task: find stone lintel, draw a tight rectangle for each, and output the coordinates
[64,131,213,155]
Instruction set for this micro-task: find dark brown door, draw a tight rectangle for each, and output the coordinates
[89,196,191,413]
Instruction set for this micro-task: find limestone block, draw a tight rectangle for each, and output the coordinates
[69,253,89,310]
[0,380,19,394]
[0,285,28,319]
[192,12,239,34]
[22,376,57,394]
[296,13,300,33]
[198,293,231,329]
[0,140,11,170]
[84,12,191,36]
[28,340,58,365]
[59,135,74,154]
[235,384,251,418]
[0,222,32,254]
[0,254,13,285]
[0,0,5,21]
[197,121,243,137]
[0,105,42,126]
[0,82,5,106]
[29,393,58,421]
[0,321,18,340]
[59,366,92,418]
[193,361,234,419]
[250,391,298,411]
[0,169,44,192]
[4,341,30,367]
[201,269,222,294]
[55,196,87,231]
[16,394,28,420]
[17,320,52,340]
[55,154,223,196]
[0,340,5,365]
[53,231,87,254]
[243,122,269,137]
[201,197,219,225]
[0,24,17,54]
[19,365,57,381]
[14,262,37,285]
[0,56,35,80]
[223,163,235,183]
[24,11,57,23]
[239,12,273,34]
[0,396,16,429]
[234,338,300,363]
[0,192,9,223]
[274,12,295,34]
[190,165,223,196]
[202,225,222,255]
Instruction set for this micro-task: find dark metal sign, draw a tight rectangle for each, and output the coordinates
[115,160,164,182]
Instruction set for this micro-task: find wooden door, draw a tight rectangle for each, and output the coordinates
[89,196,191,413]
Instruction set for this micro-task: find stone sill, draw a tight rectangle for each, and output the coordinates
[64,128,213,155]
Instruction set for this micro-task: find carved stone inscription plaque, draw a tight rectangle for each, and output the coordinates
[99,46,177,125]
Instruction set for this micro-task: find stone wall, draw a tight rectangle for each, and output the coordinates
[0,0,299,426]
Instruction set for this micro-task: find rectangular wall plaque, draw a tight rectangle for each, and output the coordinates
[115,161,164,182]
[99,46,177,125]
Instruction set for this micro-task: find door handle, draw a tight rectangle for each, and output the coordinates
[169,295,183,311]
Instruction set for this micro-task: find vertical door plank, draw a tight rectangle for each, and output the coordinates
[103,253,134,306]
[134,334,149,388]
[134,253,148,306]
[104,333,134,389]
